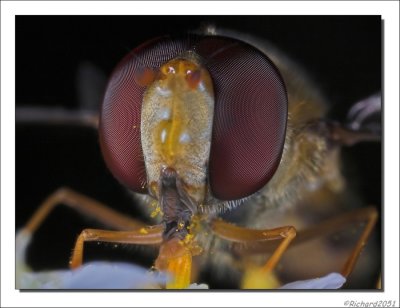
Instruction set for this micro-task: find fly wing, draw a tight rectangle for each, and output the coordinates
[346,93,381,136]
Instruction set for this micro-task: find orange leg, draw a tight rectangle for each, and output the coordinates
[222,206,378,286]
[211,219,296,288]
[211,219,297,273]
[70,225,164,269]
[21,187,146,235]
[283,206,378,278]
[20,187,194,289]
[20,187,156,269]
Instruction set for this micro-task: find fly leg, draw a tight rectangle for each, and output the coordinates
[211,219,297,288]
[17,187,148,271]
[294,206,378,278]
[70,225,163,269]
[227,206,378,288]
[21,187,146,236]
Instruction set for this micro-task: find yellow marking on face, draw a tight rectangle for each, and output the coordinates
[152,58,212,166]
[141,55,214,204]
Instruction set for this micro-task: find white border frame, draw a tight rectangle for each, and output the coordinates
[2,1,399,307]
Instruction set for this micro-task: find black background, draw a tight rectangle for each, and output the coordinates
[16,16,382,289]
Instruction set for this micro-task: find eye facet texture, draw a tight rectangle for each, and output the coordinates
[195,37,288,200]
[99,35,287,199]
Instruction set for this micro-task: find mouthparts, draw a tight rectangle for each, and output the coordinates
[159,167,197,241]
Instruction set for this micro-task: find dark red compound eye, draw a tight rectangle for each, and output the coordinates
[195,37,288,200]
[99,35,287,200]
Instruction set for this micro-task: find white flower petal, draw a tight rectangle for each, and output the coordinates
[279,272,346,289]
[19,262,168,289]
[188,283,209,289]
[16,231,32,266]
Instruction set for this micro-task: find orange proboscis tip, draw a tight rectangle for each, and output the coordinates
[165,249,192,289]
[155,235,203,289]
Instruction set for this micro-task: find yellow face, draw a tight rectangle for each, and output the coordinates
[141,56,214,205]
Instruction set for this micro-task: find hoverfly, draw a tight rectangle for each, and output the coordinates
[16,21,381,289]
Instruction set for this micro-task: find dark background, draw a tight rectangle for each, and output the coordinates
[16,16,382,289]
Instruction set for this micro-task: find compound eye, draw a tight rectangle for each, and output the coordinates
[195,37,288,200]
[99,55,148,193]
